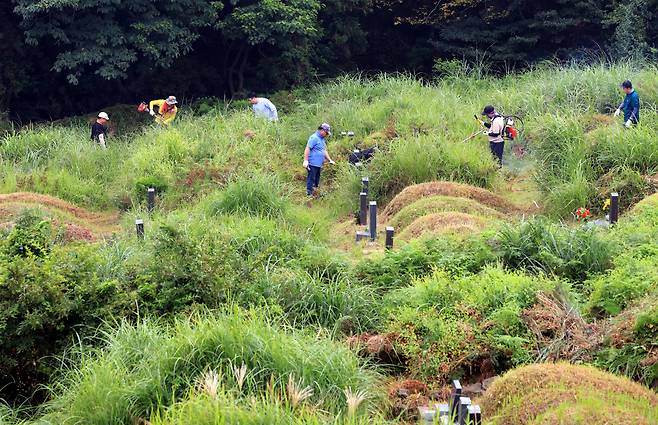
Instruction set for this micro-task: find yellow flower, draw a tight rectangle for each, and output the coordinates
[603,199,611,211]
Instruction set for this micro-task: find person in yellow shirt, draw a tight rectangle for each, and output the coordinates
[149,96,178,125]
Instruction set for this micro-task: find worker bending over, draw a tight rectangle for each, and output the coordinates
[614,80,640,128]
[149,96,178,125]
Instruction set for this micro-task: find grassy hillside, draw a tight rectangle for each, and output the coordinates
[1,63,657,424]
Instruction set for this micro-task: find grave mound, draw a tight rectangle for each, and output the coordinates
[397,212,491,240]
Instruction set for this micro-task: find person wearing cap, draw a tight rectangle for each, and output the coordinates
[614,80,640,128]
[90,112,110,148]
[149,96,178,125]
[248,93,278,121]
[481,105,506,167]
[303,123,335,197]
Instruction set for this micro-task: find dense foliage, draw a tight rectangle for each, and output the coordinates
[2,0,658,121]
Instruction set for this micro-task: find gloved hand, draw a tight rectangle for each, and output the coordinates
[625,120,632,128]
[614,109,621,117]
[303,160,309,169]
[482,130,490,136]
[149,109,156,117]
[479,120,487,127]
[329,159,336,165]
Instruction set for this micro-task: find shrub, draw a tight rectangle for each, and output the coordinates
[586,256,658,317]
[381,267,553,379]
[3,209,52,258]
[353,235,496,291]
[206,174,288,219]
[0,242,134,401]
[495,217,615,282]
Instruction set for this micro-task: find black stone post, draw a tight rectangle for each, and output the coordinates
[610,192,619,225]
[359,192,368,225]
[450,380,462,420]
[468,405,482,425]
[147,188,156,213]
[385,227,394,250]
[135,219,145,239]
[369,201,377,241]
[361,177,369,195]
[458,397,472,425]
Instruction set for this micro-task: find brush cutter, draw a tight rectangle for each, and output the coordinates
[461,114,486,143]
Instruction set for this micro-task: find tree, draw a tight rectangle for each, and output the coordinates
[13,0,221,83]
[606,0,658,60]
[375,0,609,65]
[217,0,322,94]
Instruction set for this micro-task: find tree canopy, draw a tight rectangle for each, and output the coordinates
[0,0,656,120]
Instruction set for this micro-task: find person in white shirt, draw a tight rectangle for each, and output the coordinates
[481,105,506,167]
[248,93,278,121]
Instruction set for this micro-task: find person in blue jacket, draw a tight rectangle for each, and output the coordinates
[303,123,335,197]
[614,80,640,128]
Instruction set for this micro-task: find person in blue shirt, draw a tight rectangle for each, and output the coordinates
[614,80,640,128]
[303,123,335,196]
[248,93,278,121]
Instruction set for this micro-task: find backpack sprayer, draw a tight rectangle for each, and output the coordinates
[461,114,522,143]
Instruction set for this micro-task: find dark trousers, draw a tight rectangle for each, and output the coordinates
[490,141,504,167]
[306,165,322,195]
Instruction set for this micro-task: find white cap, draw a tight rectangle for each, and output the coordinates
[166,96,178,105]
[98,112,110,120]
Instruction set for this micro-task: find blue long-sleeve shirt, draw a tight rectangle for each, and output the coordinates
[252,98,278,121]
[620,90,640,123]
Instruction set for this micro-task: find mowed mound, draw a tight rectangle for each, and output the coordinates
[631,192,658,214]
[397,212,491,240]
[387,195,506,231]
[383,181,517,219]
[481,363,658,425]
[0,192,120,240]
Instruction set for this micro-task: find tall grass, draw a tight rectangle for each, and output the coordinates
[37,310,381,424]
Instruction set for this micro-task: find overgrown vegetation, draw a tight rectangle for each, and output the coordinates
[1,65,658,423]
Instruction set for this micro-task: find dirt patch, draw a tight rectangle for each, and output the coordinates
[397,212,490,240]
[383,181,518,219]
[0,192,120,239]
[0,192,118,225]
[347,333,405,365]
[481,363,658,425]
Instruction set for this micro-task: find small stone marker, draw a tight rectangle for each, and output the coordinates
[385,226,394,250]
[355,231,370,242]
[609,192,619,224]
[417,406,436,425]
[369,201,377,241]
[135,219,145,239]
[147,188,156,213]
[458,397,472,425]
[468,405,482,425]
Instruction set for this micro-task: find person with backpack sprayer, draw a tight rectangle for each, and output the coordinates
[614,80,640,128]
[142,96,178,125]
[480,105,506,167]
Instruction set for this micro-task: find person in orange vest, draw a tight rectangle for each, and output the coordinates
[149,96,178,125]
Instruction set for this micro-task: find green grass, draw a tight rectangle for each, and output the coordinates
[2,63,658,423]
[34,310,382,424]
